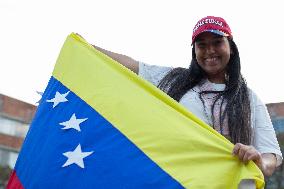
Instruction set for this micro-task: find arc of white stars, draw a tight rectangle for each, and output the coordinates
[59,113,88,132]
[62,144,93,169]
[46,91,70,108]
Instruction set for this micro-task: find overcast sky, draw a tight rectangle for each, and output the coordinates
[1,0,283,104]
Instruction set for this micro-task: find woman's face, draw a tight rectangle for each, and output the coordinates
[194,32,231,83]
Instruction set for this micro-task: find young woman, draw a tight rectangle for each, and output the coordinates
[93,16,282,186]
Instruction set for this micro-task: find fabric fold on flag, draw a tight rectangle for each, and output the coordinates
[7,33,264,189]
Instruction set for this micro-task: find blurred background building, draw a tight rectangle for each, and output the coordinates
[266,103,284,188]
[0,94,36,188]
[0,94,283,188]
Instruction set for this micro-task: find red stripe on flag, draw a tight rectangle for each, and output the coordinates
[6,170,25,189]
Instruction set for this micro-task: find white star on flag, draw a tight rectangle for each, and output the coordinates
[59,113,88,132]
[62,144,93,168]
[36,91,43,104]
[46,91,70,108]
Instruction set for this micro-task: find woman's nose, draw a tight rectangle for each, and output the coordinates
[206,44,216,54]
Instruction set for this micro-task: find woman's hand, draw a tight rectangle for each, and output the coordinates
[232,143,277,176]
[232,143,262,165]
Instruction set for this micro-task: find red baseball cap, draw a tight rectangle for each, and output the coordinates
[192,16,232,44]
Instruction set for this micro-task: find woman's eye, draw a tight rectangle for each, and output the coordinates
[197,43,206,48]
[213,40,222,46]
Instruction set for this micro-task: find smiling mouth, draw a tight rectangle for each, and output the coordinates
[204,57,219,64]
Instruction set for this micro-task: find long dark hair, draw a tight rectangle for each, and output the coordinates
[158,39,251,145]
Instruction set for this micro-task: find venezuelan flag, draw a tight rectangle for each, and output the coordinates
[7,33,264,189]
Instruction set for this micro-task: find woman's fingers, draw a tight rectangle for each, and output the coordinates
[232,143,242,155]
[232,143,262,164]
[243,151,250,163]
[238,146,246,162]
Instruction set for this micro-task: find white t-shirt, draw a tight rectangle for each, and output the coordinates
[139,62,283,166]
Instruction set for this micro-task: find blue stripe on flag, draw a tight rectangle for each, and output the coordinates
[15,76,184,189]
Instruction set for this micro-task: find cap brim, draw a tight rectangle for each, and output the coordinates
[205,29,229,37]
[191,29,230,45]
